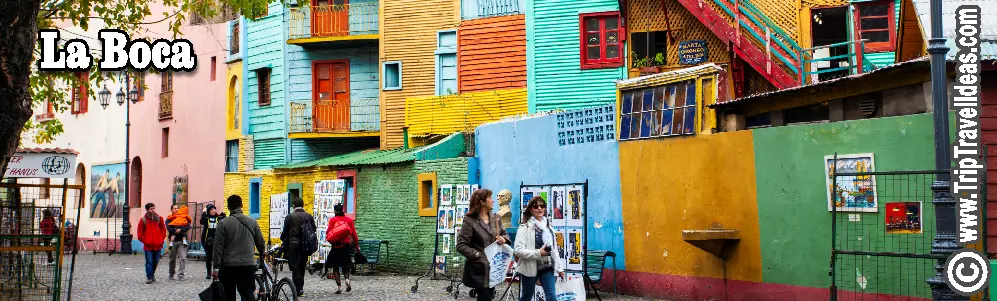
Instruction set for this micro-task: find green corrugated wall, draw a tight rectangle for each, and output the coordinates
[526,0,626,113]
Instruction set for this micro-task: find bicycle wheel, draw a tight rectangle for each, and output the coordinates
[272,277,298,301]
[255,274,272,301]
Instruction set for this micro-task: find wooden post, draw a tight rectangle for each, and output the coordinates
[765,26,772,74]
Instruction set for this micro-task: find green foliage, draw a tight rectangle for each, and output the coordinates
[25,0,275,144]
[630,51,666,68]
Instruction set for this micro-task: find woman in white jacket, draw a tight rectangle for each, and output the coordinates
[513,196,565,301]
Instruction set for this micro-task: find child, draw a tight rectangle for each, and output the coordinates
[167,205,192,246]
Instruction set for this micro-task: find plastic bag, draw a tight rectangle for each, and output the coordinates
[483,242,514,287]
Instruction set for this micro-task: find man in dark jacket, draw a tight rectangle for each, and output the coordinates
[280,196,317,297]
[200,203,224,279]
[212,195,266,301]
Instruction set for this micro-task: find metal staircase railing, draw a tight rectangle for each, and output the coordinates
[711,0,803,77]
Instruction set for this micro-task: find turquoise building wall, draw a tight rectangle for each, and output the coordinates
[526,0,626,113]
[246,2,290,169]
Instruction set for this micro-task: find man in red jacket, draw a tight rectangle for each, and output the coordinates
[137,203,167,284]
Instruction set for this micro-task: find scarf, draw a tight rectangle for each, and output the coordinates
[528,216,555,248]
[144,212,160,223]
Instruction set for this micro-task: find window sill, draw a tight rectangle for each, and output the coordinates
[581,63,624,70]
[383,87,402,91]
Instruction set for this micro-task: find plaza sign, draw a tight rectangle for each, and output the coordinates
[4,152,77,179]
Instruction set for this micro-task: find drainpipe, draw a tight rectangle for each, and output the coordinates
[402,127,409,150]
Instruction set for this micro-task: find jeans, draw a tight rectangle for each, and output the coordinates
[169,241,188,277]
[144,249,162,280]
[219,265,257,301]
[518,268,556,301]
[204,244,214,276]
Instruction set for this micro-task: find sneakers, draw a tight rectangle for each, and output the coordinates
[182,239,188,246]
[146,279,153,284]
[168,275,174,280]
[178,275,185,281]
[205,274,211,280]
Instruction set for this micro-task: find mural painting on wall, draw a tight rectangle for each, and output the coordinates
[824,153,877,212]
[311,179,345,265]
[557,105,616,146]
[90,163,126,219]
[173,176,189,206]
[885,202,922,234]
[678,40,707,65]
[520,184,586,272]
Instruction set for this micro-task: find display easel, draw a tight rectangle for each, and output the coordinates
[411,183,474,299]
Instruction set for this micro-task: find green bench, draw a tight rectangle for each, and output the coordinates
[585,250,617,297]
[356,240,389,274]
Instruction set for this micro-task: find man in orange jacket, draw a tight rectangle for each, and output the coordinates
[137,203,167,284]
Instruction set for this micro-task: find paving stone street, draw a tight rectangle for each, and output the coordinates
[64,253,663,301]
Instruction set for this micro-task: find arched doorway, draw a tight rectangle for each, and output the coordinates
[130,157,142,208]
[228,76,240,131]
[74,163,86,211]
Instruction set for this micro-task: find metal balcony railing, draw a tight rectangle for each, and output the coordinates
[159,91,173,120]
[288,3,378,40]
[477,0,521,17]
[289,98,380,133]
[801,39,878,85]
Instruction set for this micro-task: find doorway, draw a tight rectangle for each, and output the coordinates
[338,170,357,220]
[810,7,850,82]
[313,60,351,132]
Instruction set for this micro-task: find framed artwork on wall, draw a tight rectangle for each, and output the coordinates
[824,153,878,213]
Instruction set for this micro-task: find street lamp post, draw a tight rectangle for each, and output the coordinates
[98,71,139,255]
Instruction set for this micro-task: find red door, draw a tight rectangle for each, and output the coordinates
[310,0,349,37]
[313,61,351,132]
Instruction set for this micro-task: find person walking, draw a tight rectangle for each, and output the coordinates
[166,204,192,280]
[212,195,267,301]
[137,203,167,284]
[200,204,224,279]
[280,196,317,297]
[324,204,359,294]
[455,188,510,301]
[39,209,58,265]
[514,196,565,301]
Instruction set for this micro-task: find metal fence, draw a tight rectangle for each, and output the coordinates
[0,180,85,301]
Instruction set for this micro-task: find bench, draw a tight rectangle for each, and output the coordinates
[585,250,617,297]
[355,240,389,274]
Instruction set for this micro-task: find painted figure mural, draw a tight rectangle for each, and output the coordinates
[90,163,127,218]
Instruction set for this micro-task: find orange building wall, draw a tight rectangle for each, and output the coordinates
[619,130,763,282]
[458,15,527,93]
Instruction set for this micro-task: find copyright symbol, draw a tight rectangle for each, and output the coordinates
[945,248,990,296]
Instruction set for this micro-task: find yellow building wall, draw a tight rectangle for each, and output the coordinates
[224,169,343,243]
[226,62,243,141]
[405,88,528,137]
[380,0,461,149]
[618,130,762,281]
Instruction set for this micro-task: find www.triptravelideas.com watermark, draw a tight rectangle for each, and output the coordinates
[947,4,991,297]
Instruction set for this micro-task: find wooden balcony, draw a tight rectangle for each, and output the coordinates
[287,3,379,45]
[289,98,380,138]
[159,91,173,120]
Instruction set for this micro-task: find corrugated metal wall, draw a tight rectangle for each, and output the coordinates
[528,0,625,113]
[381,0,460,149]
[288,137,380,163]
[246,2,288,141]
[458,15,527,93]
[405,88,528,136]
[254,138,287,169]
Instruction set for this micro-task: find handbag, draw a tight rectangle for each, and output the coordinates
[353,250,368,264]
[199,280,225,301]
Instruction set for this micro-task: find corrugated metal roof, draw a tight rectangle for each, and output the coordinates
[274,147,425,169]
[616,64,724,90]
[912,0,997,59]
[711,56,930,108]
[15,147,79,155]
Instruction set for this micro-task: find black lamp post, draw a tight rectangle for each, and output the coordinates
[99,72,139,255]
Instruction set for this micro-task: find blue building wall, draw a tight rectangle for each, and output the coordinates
[286,45,380,132]
[246,2,289,169]
[475,108,627,269]
[526,0,625,113]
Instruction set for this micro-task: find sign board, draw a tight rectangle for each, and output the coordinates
[678,40,708,65]
[4,152,77,178]
[269,193,289,239]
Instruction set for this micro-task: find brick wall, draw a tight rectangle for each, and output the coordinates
[354,158,469,274]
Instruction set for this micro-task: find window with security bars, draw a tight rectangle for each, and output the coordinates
[580,12,623,69]
[854,1,895,52]
[619,80,697,140]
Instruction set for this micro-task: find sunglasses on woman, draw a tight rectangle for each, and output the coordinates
[532,204,546,209]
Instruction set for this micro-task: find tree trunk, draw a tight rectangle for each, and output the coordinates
[0,0,42,175]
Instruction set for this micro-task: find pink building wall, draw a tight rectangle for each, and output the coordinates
[128,13,228,243]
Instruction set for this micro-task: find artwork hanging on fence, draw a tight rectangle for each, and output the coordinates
[456,185,466,205]
[455,205,467,228]
[520,183,586,273]
[566,229,583,271]
[566,185,584,227]
[311,179,345,265]
[446,207,456,233]
[437,207,448,233]
[550,186,566,224]
[824,153,878,212]
[442,234,452,254]
[90,163,126,219]
[434,255,447,274]
[885,202,922,234]
[441,185,453,206]
[269,193,289,239]
[464,184,473,204]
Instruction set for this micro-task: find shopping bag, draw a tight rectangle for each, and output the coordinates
[483,242,514,287]
[554,278,586,301]
[199,280,225,301]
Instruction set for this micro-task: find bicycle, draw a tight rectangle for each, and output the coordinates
[254,245,298,301]
[263,244,288,279]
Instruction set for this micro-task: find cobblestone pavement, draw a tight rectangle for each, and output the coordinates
[65,253,664,301]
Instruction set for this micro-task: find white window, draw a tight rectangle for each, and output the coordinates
[436,30,458,95]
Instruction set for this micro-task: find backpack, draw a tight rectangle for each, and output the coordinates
[300,217,318,256]
[326,218,352,246]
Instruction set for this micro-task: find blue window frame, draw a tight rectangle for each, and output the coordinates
[383,61,402,90]
[249,178,262,218]
[435,30,458,95]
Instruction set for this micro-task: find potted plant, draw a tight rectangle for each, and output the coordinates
[633,52,666,75]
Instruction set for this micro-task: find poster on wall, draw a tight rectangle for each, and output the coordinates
[455,205,467,228]
[456,185,466,205]
[311,179,345,265]
[550,186,567,225]
[566,229,583,271]
[520,187,549,216]
[437,206,448,233]
[442,234,452,254]
[824,153,878,212]
[885,202,922,234]
[521,184,586,273]
[441,185,453,206]
[565,185,584,227]
[463,184,473,204]
[434,256,447,274]
[90,163,126,219]
[269,193,289,239]
[446,207,456,233]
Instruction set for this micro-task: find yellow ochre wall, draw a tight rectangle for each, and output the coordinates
[226,61,243,141]
[618,130,763,282]
[380,0,461,149]
[404,88,528,137]
[223,169,340,242]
